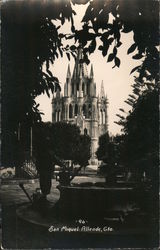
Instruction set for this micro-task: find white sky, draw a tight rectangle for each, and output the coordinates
[36,3,139,135]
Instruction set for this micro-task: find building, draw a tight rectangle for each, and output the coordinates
[52,49,108,163]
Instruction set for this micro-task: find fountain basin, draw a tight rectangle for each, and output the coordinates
[56,182,149,219]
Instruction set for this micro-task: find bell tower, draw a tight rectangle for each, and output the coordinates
[52,48,108,163]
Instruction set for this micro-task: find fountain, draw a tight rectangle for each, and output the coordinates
[17,164,152,238]
[56,180,150,221]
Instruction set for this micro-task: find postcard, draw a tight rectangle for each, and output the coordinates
[1,0,159,249]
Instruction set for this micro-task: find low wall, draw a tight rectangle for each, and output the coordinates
[57,183,149,219]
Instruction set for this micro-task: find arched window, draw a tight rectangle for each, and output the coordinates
[78,81,80,91]
[58,110,61,121]
[55,110,57,122]
[75,104,78,116]
[72,82,74,94]
[56,110,60,122]
[99,109,101,124]
[82,82,85,91]
[82,82,85,96]
[69,104,73,118]
[88,104,92,118]
[82,104,86,117]
[101,109,103,124]
[84,128,88,135]
[103,109,105,124]
[87,82,90,95]
[62,105,66,120]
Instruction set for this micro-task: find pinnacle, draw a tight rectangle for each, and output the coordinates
[67,64,71,78]
[90,64,94,78]
[100,80,105,98]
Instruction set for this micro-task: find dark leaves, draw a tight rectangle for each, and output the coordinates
[132,54,144,59]
[66,52,70,61]
[119,108,125,113]
[71,0,89,5]
[107,53,114,62]
[113,47,117,55]
[88,39,96,54]
[122,22,133,33]
[108,37,114,44]
[58,47,63,57]
[115,57,120,67]
[98,45,103,51]
[127,43,137,54]
[130,65,141,74]
[116,114,125,120]
[70,45,76,51]
[102,45,109,57]
[117,41,122,47]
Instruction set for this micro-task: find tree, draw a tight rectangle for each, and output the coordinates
[96,132,122,166]
[1,0,75,166]
[47,122,91,166]
[115,85,158,184]
[50,122,81,162]
[33,122,91,192]
[96,133,110,162]
[126,89,158,177]
[96,133,123,183]
[73,0,159,83]
[115,86,159,222]
[2,0,159,166]
[73,134,91,167]
[2,0,159,127]
[1,0,75,129]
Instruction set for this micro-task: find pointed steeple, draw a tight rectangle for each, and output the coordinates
[56,87,61,99]
[65,64,71,97]
[90,64,94,79]
[66,64,71,79]
[100,80,105,98]
[72,47,88,80]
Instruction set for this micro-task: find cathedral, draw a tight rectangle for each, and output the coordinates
[52,49,108,162]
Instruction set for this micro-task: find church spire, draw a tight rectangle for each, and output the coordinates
[100,80,105,98]
[64,64,71,97]
[72,47,88,80]
[66,64,71,79]
[90,64,94,79]
[56,87,61,99]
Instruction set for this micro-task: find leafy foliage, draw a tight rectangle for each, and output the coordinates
[72,0,159,81]
[1,0,75,165]
[1,0,75,131]
[2,0,159,128]
[33,122,91,168]
[2,0,159,168]
[96,133,110,161]
[114,82,159,187]
[122,89,158,174]
[96,132,123,167]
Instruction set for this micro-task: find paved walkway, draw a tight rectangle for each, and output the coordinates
[0,176,157,249]
[0,176,105,205]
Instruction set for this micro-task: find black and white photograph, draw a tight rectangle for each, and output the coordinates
[0,0,159,248]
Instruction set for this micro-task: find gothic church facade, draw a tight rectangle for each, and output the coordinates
[52,49,108,161]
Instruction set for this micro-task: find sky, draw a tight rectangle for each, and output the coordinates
[36,2,139,135]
